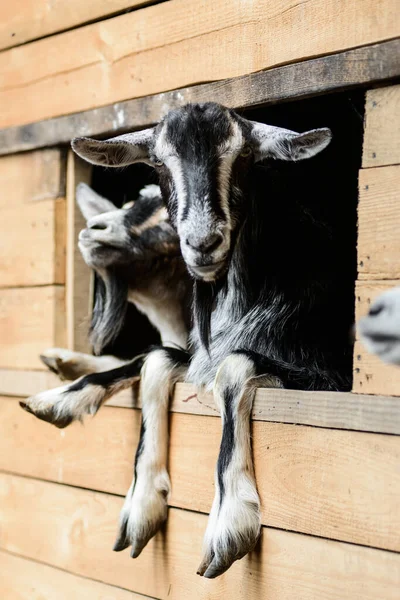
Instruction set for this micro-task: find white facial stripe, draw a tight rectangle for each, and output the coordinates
[166,155,187,224]
[131,207,169,235]
[217,118,244,230]
[153,125,175,162]
[154,126,187,224]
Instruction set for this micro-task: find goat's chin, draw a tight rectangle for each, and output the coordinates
[188,260,227,282]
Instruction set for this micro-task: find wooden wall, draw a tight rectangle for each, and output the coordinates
[0,0,399,129]
[0,150,66,370]
[353,84,400,395]
[0,2,399,599]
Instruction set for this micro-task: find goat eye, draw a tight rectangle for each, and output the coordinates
[153,158,164,167]
[240,146,252,158]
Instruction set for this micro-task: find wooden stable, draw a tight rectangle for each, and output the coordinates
[0,2,400,598]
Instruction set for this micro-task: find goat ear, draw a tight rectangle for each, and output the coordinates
[76,183,116,221]
[250,122,332,162]
[71,128,154,167]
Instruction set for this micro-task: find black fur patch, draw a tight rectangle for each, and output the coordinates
[66,355,146,392]
[193,280,220,352]
[217,385,236,506]
[90,272,128,355]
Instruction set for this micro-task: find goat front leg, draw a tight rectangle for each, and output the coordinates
[198,351,282,579]
[20,354,146,428]
[40,347,126,381]
[114,347,189,557]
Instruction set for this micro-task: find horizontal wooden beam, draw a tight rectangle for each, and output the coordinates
[1,473,399,600]
[2,398,399,552]
[0,38,399,156]
[0,550,154,600]
[1,371,400,434]
[0,287,65,370]
[1,0,399,130]
[0,198,66,288]
[0,149,64,204]
[0,1,160,52]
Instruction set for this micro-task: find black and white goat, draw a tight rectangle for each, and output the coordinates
[23,103,354,577]
[41,182,189,380]
[25,182,191,409]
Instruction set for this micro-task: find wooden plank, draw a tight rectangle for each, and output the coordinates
[1,38,399,157]
[109,381,400,435]
[1,398,400,551]
[0,1,399,129]
[363,84,400,168]
[0,198,66,287]
[358,166,400,279]
[0,474,399,600]
[0,1,159,52]
[0,149,64,206]
[0,550,154,600]
[1,370,400,434]
[0,369,62,396]
[353,281,400,395]
[354,339,400,396]
[354,280,397,324]
[0,286,65,369]
[66,150,92,353]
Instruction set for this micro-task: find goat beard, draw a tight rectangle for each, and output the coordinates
[193,279,222,353]
[90,270,128,355]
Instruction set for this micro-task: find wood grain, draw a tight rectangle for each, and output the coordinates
[363,84,400,168]
[0,550,154,600]
[1,38,399,157]
[109,381,400,435]
[353,339,400,396]
[0,0,398,128]
[66,150,93,353]
[354,280,397,324]
[0,1,159,51]
[358,165,400,279]
[353,280,400,395]
[1,397,399,551]
[0,286,65,369]
[0,149,64,206]
[0,198,66,287]
[0,473,399,600]
[0,369,62,396]
[1,371,400,434]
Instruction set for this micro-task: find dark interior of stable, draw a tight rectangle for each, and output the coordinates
[90,90,365,385]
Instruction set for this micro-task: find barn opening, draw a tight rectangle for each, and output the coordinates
[88,89,364,387]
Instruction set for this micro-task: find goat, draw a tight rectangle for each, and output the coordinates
[23,102,355,577]
[358,286,400,365]
[23,182,191,417]
[40,183,191,382]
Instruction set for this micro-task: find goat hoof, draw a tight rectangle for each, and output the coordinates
[115,475,170,558]
[19,399,73,429]
[113,528,131,552]
[198,481,261,577]
[20,385,82,429]
[203,557,232,579]
[40,348,83,381]
[196,551,214,576]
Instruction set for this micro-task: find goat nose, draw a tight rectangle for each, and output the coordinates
[369,302,385,317]
[87,218,109,231]
[185,232,223,253]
